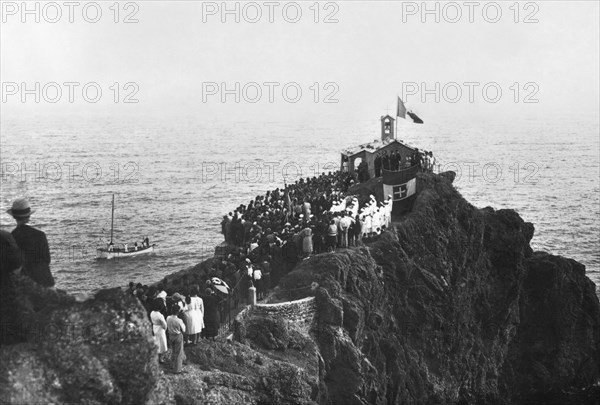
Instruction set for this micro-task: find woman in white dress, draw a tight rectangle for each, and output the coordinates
[150,298,168,362]
[182,296,193,345]
[184,286,204,345]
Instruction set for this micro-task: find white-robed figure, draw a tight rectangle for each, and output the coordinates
[372,208,382,234]
[348,197,359,218]
[337,198,347,213]
[383,197,393,227]
[367,195,378,216]
[363,211,372,236]
[378,203,387,230]
[358,208,367,236]
[330,200,339,213]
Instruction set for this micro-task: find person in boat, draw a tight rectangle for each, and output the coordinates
[7,198,54,288]
[124,243,128,253]
[134,242,138,251]
[144,236,150,247]
[108,242,114,252]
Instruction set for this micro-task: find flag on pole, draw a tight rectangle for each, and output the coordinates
[396,97,407,119]
[407,110,424,124]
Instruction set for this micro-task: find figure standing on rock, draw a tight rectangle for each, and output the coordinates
[202,288,220,341]
[300,225,313,258]
[7,198,54,288]
[150,299,168,363]
[182,285,204,346]
[166,304,187,373]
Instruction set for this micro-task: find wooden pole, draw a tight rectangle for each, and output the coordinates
[110,194,114,244]
[394,96,398,139]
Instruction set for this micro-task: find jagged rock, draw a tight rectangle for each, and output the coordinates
[316,288,343,327]
[0,284,162,404]
[165,341,318,405]
[274,172,600,404]
[244,315,290,350]
[500,252,600,401]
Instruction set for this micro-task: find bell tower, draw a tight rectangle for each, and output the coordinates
[381,115,395,141]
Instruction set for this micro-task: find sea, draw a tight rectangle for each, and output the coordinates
[1,114,599,295]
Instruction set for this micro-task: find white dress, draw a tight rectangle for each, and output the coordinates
[364,215,372,235]
[372,211,382,233]
[185,296,205,335]
[150,311,167,354]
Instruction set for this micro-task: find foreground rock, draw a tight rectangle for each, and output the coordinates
[0,283,166,404]
[163,338,318,405]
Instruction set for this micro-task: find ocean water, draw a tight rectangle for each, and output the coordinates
[1,114,598,295]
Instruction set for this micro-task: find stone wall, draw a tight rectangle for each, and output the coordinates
[233,297,317,342]
[253,297,317,324]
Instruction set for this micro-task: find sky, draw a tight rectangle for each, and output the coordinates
[1,0,599,122]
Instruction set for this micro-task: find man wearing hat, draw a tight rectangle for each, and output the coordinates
[7,198,54,288]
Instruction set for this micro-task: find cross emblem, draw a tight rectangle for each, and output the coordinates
[392,184,408,200]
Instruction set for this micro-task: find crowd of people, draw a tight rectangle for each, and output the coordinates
[212,170,395,306]
[375,148,435,175]
[355,147,436,181]
[127,281,222,373]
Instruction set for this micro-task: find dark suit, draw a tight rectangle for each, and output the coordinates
[11,224,54,287]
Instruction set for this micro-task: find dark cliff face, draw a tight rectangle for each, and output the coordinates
[279,172,600,404]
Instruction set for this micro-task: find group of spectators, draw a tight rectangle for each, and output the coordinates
[355,148,436,181]
[375,148,435,175]
[213,170,394,306]
[128,281,221,374]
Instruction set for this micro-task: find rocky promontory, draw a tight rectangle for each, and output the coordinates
[1,171,598,404]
